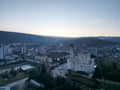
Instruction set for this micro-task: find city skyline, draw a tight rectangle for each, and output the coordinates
[0,0,120,37]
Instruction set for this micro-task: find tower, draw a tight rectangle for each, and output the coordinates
[69,43,74,57]
[67,43,75,70]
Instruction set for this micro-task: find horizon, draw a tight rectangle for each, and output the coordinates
[0,0,120,37]
[0,30,120,38]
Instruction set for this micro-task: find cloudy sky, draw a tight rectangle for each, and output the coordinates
[0,0,120,37]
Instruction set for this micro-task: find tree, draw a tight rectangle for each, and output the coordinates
[93,60,120,82]
[41,64,46,74]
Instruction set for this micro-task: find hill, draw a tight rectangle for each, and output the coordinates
[98,37,120,43]
[0,31,119,48]
[0,31,68,44]
[60,37,119,48]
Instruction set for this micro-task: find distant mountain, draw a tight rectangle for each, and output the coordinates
[61,37,119,48]
[0,31,69,44]
[98,37,120,43]
[0,31,119,48]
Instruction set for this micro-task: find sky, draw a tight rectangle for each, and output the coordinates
[0,0,120,37]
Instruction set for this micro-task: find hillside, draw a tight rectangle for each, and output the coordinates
[0,31,68,44]
[0,31,119,48]
[61,37,119,48]
[98,37,120,43]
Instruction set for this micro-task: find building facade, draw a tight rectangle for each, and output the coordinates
[0,45,4,59]
[67,43,95,73]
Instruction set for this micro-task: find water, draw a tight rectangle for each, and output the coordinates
[0,64,35,73]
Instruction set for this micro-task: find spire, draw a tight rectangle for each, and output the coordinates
[70,43,74,57]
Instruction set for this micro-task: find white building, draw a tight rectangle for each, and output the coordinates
[21,46,27,54]
[51,64,68,77]
[3,45,14,56]
[4,45,9,56]
[51,43,95,78]
[35,56,53,63]
[0,45,4,59]
[7,47,14,55]
[27,48,35,56]
[0,44,13,59]
[67,43,95,73]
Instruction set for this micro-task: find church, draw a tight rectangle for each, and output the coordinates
[67,43,95,74]
[51,43,95,77]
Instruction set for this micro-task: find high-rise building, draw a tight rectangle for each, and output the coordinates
[4,45,9,56]
[0,45,4,59]
[21,46,27,54]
